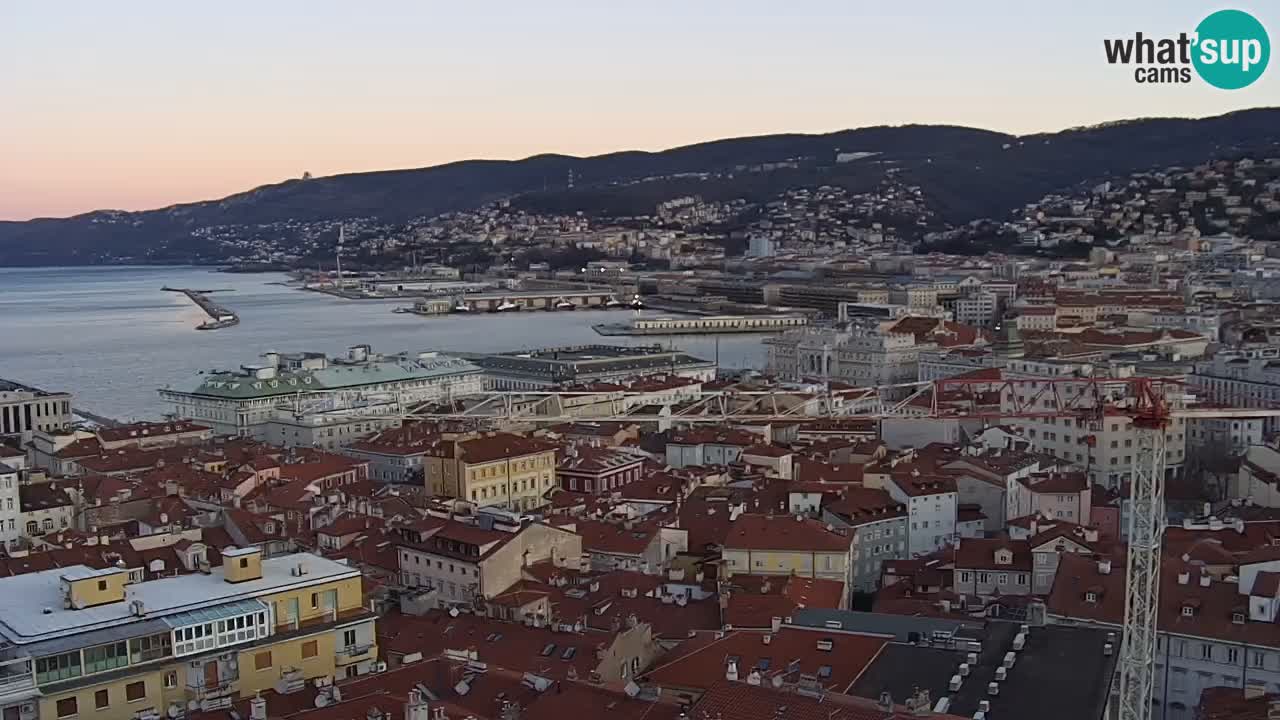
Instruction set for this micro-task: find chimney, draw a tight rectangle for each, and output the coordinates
[1177,571,1190,585]
[1098,559,1112,576]
[405,689,430,720]
[250,695,267,720]
[1199,573,1212,588]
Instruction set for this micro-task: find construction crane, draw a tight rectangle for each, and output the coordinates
[315,375,1280,720]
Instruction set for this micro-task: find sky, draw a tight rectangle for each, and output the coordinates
[3,0,1279,220]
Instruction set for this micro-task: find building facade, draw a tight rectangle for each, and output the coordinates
[0,548,377,720]
[160,347,482,437]
[0,380,72,438]
[423,434,559,511]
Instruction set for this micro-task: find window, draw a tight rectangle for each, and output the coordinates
[83,638,128,671]
[310,593,319,609]
[129,633,173,663]
[36,651,82,684]
[94,690,109,710]
[302,641,318,659]
[343,629,357,649]
[56,698,77,718]
[255,651,272,671]
[164,671,177,689]
[1201,644,1213,660]
[125,681,146,703]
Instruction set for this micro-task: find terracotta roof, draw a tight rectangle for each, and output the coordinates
[644,628,886,694]
[724,574,846,629]
[574,518,660,556]
[459,433,559,464]
[724,514,851,553]
[1197,686,1280,720]
[377,610,606,681]
[1252,571,1280,598]
[954,538,1033,572]
[824,488,907,525]
[691,682,895,720]
[794,458,864,484]
[97,421,209,443]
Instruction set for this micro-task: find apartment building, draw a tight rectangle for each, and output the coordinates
[869,472,958,557]
[1007,470,1092,526]
[423,434,558,512]
[955,292,999,328]
[1191,349,1280,435]
[1188,416,1266,454]
[821,488,908,592]
[394,516,582,604]
[1048,550,1280,720]
[1000,359,1187,488]
[664,429,758,469]
[721,514,853,591]
[0,548,376,720]
[953,538,1033,601]
[0,380,73,438]
[557,446,644,494]
[0,465,18,549]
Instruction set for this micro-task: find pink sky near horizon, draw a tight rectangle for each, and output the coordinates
[3,1,1278,221]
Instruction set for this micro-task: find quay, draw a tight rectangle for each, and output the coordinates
[410,288,635,315]
[593,313,810,336]
[164,287,240,330]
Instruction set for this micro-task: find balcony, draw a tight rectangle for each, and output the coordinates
[335,644,373,664]
[0,658,35,701]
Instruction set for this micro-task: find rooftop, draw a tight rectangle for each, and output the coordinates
[0,551,358,644]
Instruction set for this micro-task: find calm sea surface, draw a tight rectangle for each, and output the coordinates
[0,266,767,420]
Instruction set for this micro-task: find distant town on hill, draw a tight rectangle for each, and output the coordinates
[1,108,1278,267]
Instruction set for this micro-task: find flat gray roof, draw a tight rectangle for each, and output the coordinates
[788,608,983,644]
[0,553,358,646]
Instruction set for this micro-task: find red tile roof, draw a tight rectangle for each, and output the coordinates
[724,574,846,628]
[724,514,851,553]
[954,538,1033,572]
[691,682,895,720]
[643,628,886,694]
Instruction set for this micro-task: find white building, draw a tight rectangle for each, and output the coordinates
[1000,359,1187,489]
[876,473,957,557]
[747,235,775,258]
[0,465,18,549]
[161,346,483,437]
[0,379,72,438]
[955,292,999,329]
[766,324,927,390]
[1191,349,1280,434]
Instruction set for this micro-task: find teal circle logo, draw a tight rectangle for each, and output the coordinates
[1192,9,1270,89]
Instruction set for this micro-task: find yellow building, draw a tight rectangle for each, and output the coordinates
[424,433,558,512]
[720,514,853,587]
[0,547,377,720]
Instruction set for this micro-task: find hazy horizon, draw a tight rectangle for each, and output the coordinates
[4,0,1279,221]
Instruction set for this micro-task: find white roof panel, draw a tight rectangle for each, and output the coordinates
[0,553,357,646]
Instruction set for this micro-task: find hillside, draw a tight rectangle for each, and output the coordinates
[2,109,1278,265]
